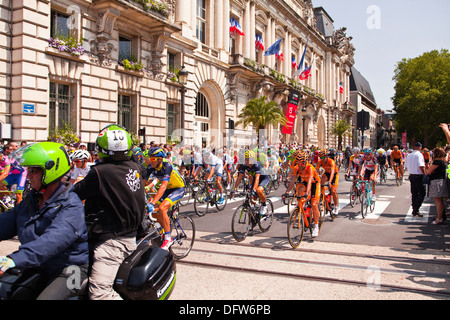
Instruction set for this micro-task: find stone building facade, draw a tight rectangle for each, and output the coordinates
[0,0,355,149]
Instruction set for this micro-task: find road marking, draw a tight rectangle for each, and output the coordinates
[404,203,431,223]
[363,200,391,220]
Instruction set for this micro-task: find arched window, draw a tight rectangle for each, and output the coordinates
[195,92,209,118]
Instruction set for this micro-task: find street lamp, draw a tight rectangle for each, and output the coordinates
[178,66,188,131]
[301,105,307,147]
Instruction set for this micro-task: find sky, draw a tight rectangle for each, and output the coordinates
[312,0,450,111]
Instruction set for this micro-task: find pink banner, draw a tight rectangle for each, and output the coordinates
[282,102,298,135]
[402,132,407,148]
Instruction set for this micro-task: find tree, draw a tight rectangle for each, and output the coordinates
[392,49,450,147]
[235,96,287,146]
[329,119,352,150]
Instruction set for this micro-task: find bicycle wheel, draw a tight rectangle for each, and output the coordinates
[258,199,274,232]
[349,184,357,207]
[287,207,304,249]
[179,185,192,206]
[368,189,375,213]
[215,184,228,211]
[194,186,209,216]
[170,215,195,260]
[318,200,325,230]
[360,188,368,219]
[231,205,251,242]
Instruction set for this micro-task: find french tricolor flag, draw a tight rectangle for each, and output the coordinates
[339,82,344,94]
[255,34,264,50]
[275,50,284,61]
[292,56,297,69]
[230,18,244,36]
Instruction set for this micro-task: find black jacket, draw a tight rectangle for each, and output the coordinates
[74,160,146,242]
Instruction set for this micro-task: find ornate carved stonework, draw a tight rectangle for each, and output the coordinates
[91,8,120,66]
[148,33,170,80]
[226,71,243,103]
[331,27,355,65]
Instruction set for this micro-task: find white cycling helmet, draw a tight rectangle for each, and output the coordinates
[72,149,90,161]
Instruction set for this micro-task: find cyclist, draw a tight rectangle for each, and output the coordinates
[200,148,225,204]
[69,149,93,184]
[145,147,185,250]
[347,147,363,180]
[1,143,28,204]
[0,142,89,300]
[283,151,321,237]
[376,149,388,181]
[180,148,195,178]
[328,148,336,161]
[422,148,431,171]
[217,147,233,188]
[315,149,339,216]
[232,150,270,215]
[391,145,404,181]
[357,147,379,201]
[74,124,145,300]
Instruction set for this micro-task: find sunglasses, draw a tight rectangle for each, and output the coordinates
[27,167,42,175]
[73,160,82,163]
[149,157,159,161]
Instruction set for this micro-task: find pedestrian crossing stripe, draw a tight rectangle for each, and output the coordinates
[404,203,431,223]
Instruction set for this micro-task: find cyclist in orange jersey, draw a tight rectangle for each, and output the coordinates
[422,148,431,170]
[391,145,404,179]
[315,149,339,216]
[283,151,321,237]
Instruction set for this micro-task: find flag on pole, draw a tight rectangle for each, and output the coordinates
[291,56,297,69]
[275,50,284,61]
[230,18,244,36]
[299,65,312,80]
[293,39,308,78]
[264,38,282,56]
[339,82,344,94]
[255,34,264,50]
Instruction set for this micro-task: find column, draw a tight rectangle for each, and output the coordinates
[223,0,230,52]
[264,15,272,66]
[176,0,191,24]
[243,0,251,58]
[215,0,223,49]
[249,1,256,60]
[282,30,289,75]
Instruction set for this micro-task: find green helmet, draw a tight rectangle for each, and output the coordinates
[95,124,133,161]
[18,142,70,186]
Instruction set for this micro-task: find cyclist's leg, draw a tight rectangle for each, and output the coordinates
[256,176,269,205]
[156,188,185,247]
[310,182,320,225]
[330,172,339,208]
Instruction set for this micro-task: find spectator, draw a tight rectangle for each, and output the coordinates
[404,142,426,217]
[439,123,450,144]
[20,141,27,147]
[427,147,448,224]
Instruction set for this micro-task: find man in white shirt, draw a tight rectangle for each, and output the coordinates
[404,142,426,217]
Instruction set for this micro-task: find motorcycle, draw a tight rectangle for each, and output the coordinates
[0,228,176,300]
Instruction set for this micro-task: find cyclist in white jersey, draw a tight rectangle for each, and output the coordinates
[201,148,225,204]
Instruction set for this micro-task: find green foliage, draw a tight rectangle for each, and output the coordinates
[269,69,286,84]
[236,96,287,144]
[47,123,80,147]
[392,49,450,147]
[134,0,169,17]
[119,58,144,72]
[329,119,352,150]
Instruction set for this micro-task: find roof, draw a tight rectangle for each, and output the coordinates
[314,7,335,38]
[350,66,376,105]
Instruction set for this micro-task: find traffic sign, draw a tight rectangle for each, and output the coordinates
[22,103,35,114]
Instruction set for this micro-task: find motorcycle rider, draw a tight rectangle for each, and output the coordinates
[74,124,146,300]
[0,142,89,300]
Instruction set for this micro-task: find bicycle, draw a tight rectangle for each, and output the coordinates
[359,179,375,219]
[320,182,337,221]
[393,163,403,186]
[231,190,274,242]
[286,195,324,248]
[178,176,200,206]
[193,179,228,216]
[379,165,387,184]
[349,177,363,207]
[144,193,195,260]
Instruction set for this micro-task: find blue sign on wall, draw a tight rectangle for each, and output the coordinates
[23,103,35,114]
